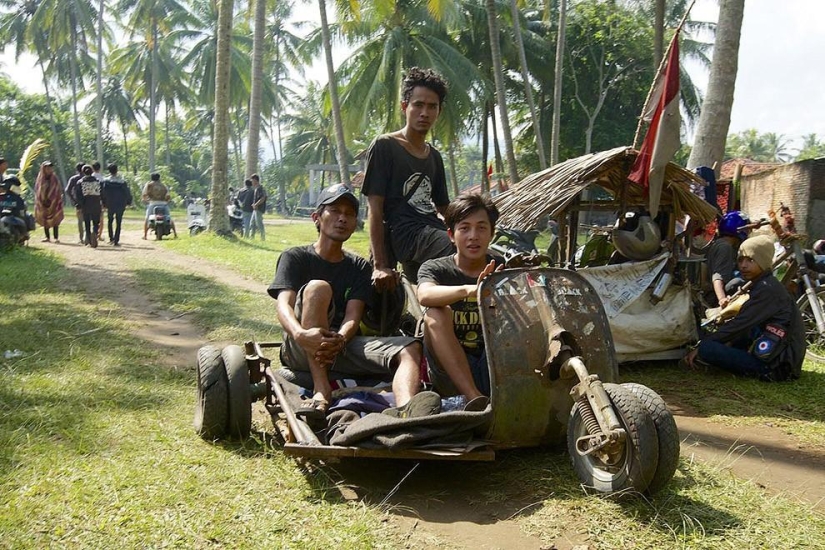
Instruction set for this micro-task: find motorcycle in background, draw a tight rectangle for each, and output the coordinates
[187,201,207,236]
[227,198,244,234]
[148,203,173,240]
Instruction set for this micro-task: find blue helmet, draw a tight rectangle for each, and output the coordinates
[718,211,750,241]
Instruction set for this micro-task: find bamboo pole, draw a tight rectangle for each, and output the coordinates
[632,0,697,149]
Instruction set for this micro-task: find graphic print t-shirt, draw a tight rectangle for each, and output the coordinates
[362,135,449,234]
[417,255,501,354]
[268,245,372,330]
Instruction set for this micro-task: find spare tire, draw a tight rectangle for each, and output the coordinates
[223,345,252,439]
[194,345,228,440]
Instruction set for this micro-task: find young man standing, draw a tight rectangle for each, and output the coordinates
[249,174,267,240]
[269,183,432,416]
[238,178,254,237]
[101,164,132,246]
[417,194,502,411]
[65,162,86,243]
[362,67,454,289]
[685,235,806,381]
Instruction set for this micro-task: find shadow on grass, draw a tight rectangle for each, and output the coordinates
[282,444,742,542]
[622,360,825,426]
[131,267,281,339]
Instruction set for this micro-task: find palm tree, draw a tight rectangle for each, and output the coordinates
[0,0,67,179]
[116,0,192,171]
[94,0,105,164]
[36,0,98,160]
[317,0,349,186]
[508,0,545,169]
[687,0,745,171]
[209,0,232,234]
[485,0,519,185]
[550,0,566,166]
[334,0,480,141]
[90,76,141,170]
[244,0,266,179]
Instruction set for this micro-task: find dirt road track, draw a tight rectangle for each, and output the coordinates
[32,231,825,549]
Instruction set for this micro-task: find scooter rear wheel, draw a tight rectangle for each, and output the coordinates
[194,345,229,440]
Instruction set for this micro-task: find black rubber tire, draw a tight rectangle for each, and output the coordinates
[223,345,252,439]
[622,383,680,494]
[567,383,659,494]
[194,345,228,440]
[796,288,825,362]
[155,227,162,241]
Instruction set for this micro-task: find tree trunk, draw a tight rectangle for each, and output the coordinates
[245,0,266,179]
[481,104,490,193]
[37,55,67,183]
[69,30,82,160]
[510,0,546,169]
[687,0,745,172]
[448,143,459,197]
[165,101,171,166]
[209,0,234,234]
[485,0,519,187]
[654,0,665,69]
[149,20,158,172]
[318,0,350,186]
[550,0,567,166]
[96,0,104,165]
[490,100,505,184]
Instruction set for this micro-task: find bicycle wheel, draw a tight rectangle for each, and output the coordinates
[796,287,825,362]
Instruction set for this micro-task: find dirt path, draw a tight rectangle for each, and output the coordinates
[32,231,825,549]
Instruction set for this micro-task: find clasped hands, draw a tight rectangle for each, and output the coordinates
[296,327,346,367]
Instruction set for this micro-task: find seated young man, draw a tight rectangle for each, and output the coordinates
[269,184,434,416]
[417,193,502,411]
[685,234,806,381]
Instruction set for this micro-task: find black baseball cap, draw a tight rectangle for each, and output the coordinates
[316,184,359,210]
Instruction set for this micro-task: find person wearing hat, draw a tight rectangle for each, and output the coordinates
[685,235,806,381]
[34,161,64,243]
[268,183,435,419]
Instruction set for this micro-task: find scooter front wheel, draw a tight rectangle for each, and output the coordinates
[567,383,658,494]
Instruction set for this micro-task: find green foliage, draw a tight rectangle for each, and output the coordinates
[725,129,792,163]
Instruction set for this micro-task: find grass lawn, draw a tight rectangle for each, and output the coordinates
[2,235,825,548]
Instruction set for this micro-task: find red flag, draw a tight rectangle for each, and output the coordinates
[629,32,681,218]
[487,163,493,178]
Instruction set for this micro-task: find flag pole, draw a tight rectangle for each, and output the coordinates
[632,0,697,149]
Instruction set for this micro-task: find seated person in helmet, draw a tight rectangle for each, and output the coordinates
[416,193,502,412]
[684,235,806,381]
[268,184,431,417]
[705,211,751,307]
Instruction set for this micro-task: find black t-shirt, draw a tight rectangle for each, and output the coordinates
[362,135,449,246]
[417,254,501,355]
[268,245,372,330]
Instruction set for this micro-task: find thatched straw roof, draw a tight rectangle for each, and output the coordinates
[494,146,719,229]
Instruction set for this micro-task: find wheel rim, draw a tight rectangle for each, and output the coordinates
[798,290,825,360]
[571,415,632,480]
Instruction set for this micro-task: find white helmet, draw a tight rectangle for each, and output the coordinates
[612,213,661,261]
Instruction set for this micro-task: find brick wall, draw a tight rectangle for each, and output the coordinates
[741,158,825,243]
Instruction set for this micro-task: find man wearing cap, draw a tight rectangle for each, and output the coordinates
[268,183,433,417]
[685,235,806,381]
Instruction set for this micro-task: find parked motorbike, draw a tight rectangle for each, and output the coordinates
[490,227,556,267]
[0,178,32,248]
[227,199,244,234]
[187,202,207,236]
[148,203,173,240]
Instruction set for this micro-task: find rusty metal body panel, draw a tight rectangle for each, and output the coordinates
[479,268,618,449]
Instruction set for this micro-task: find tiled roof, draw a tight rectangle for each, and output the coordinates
[718,158,780,181]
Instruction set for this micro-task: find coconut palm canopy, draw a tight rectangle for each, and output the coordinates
[494,146,719,230]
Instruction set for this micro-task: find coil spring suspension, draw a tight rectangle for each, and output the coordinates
[578,395,602,436]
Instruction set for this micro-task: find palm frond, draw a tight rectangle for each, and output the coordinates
[17,138,49,193]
